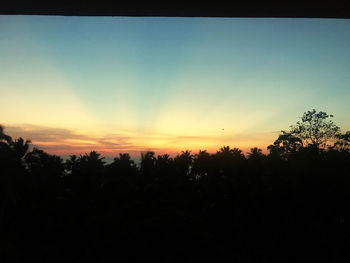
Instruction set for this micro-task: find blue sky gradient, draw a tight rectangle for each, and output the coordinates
[1,16,350,156]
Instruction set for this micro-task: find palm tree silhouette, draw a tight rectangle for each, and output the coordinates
[0,125,13,144]
[10,138,31,161]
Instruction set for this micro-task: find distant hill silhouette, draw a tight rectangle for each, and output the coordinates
[1,109,350,262]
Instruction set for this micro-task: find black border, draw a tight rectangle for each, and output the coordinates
[1,1,350,18]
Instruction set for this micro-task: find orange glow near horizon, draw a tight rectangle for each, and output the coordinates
[2,17,349,158]
[4,123,274,158]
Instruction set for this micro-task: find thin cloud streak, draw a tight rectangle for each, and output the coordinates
[3,124,275,157]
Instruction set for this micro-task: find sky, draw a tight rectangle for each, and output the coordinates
[1,16,350,157]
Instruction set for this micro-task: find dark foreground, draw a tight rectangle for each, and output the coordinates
[1,110,350,262]
[1,147,350,262]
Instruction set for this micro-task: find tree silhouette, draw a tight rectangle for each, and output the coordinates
[24,148,64,197]
[0,126,13,162]
[64,154,78,174]
[268,109,346,161]
[247,147,264,161]
[25,148,63,176]
[267,131,303,160]
[290,109,340,148]
[0,128,31,209]
[140,151,156,179]
[192,150,212,178]
[0,125,13,144]
[105,153,137,186]
[333,131,350,152]
[1,109,350,262]
[0,126,28,161]
[10,138,31,162]
[155,154,174,177]
[174,150,193,178]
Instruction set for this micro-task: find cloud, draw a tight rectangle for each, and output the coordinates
[3,124,135,155]
[4,124,82,141]
[2,123,276,157]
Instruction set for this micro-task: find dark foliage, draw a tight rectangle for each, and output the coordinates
[1,110,350,262]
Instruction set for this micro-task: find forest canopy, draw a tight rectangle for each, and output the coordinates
[1,109,350,262]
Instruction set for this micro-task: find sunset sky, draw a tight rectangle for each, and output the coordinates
[1,16,350,157]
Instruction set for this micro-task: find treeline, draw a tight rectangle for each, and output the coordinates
[1,109,350,262]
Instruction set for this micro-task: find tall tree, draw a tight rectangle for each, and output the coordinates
[290,109,340,148]
[268,110,341,159]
